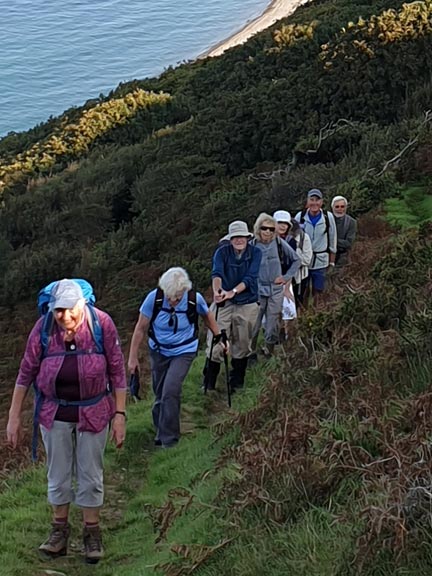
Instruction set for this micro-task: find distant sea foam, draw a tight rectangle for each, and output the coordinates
[0,0,268,136]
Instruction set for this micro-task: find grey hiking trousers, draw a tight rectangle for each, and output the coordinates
[150,349,195,447]
[41,421,108,507]
[252,291,284,347]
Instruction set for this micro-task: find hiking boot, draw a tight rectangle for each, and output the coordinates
[83,525,104,564]
[229,358,248,392]
[39,522,70,557]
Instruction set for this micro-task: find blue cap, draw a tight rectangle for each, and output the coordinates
[307,188,323,199]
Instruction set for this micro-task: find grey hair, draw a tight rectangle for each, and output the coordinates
[159,267,192,299]
[253,212,276,239]
[331,195,348,208]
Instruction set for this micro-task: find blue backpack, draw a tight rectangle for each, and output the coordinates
[32,279,107,461]
[37,279,103,357]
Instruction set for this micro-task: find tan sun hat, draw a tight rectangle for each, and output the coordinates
[227,220,253,239]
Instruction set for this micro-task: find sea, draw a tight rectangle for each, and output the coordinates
[0,0,268,137]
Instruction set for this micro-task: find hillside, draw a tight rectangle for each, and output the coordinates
[1,0,432,574]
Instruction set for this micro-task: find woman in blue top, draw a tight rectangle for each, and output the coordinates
[128,267,222,448]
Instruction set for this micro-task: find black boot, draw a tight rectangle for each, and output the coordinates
[229,358,248,392]
[202,360,221,391]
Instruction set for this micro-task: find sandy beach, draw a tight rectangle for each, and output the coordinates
[201,0,311,58]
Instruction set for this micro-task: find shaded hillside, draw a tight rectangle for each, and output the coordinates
[0,1,431,307]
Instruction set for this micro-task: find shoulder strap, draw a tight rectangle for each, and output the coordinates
[150,287,164,326]
[300,208,307,224]
[86,305,104,354]
[186,290,198,336]
[276,237,284,265]
[324,211,330,253]
[298,229,305,251]
[40,312,55,359]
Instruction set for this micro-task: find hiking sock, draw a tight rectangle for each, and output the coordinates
[53,516,69,526]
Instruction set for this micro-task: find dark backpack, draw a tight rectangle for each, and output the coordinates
[276,237,290,275]
[32,279,107,461]
[148,287,199,350]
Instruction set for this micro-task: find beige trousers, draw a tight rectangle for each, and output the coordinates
[206,301,260,361]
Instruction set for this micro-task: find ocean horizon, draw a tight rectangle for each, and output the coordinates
[0,0,268,137]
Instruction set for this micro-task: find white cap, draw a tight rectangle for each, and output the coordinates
[49,279,84,310]
[273,210,291,224]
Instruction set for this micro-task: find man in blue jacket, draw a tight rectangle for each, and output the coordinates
[204,220,262,392]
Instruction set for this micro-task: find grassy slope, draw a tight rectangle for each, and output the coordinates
[0,356,266,576]
[2,208,432,576]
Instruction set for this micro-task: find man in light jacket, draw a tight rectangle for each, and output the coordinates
[295,189,337,305]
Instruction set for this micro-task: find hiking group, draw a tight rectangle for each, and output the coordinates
[5,188,356,563]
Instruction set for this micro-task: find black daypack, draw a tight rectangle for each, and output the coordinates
[276,237,290,275]
[148,287,199,349]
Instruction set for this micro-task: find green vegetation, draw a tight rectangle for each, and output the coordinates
[1,0,432,574]
[385,184,432,228]
[0,358,265,576]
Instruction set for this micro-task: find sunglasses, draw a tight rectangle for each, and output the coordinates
[260,226,275,232]
[168,308,178,333]
[334,205,345,209]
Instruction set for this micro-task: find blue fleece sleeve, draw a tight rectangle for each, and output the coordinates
[196,293,209,315]
[211,246,225,279]
[242,247,262,288]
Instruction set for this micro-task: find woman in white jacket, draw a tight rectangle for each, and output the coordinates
[288,219,313,309]
[274,213,312,338]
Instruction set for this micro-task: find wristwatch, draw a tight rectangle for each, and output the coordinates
[232,288,238,295]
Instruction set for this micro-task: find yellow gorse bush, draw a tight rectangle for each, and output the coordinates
[320,1,432,67]
[0,89,170,193]
[271,21,318,51]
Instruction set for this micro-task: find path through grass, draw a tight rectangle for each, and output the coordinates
[0,354,266,576]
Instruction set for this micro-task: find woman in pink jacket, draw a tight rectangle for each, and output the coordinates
[6,279,126,564]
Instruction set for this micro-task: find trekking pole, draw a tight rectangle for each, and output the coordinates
[204,289,226,394]
[221,329,231,408]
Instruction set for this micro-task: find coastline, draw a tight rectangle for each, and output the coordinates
[200,0,311,58]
